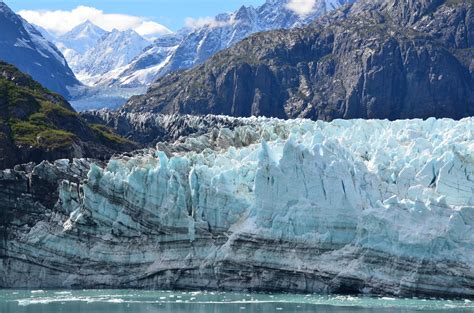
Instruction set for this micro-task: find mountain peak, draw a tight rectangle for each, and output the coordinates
[71,20,105,34]
[107,28,143,39]
[82,19,95,26]
[57,20,108,55]
[235,5,256,20]
[74,26,150,77]
[103,0,353,89]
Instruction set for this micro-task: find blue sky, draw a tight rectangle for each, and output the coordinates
[8,0,265,31]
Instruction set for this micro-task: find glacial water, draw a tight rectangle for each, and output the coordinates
[0,290,472,313]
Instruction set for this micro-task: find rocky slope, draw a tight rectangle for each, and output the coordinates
[101,0,354,88]
[0,2,80,98]
[0,116,473,298]
[124,0,473,120]
[0,62,135,170]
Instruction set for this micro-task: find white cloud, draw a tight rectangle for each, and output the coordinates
[184,16,235,29]
[286,0,317,16]
[18,6,172,37]
[135,21,170,37]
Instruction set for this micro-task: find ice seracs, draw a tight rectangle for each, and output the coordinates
[0,116,472,298]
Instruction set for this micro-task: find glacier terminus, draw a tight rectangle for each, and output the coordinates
[0,116,472,298]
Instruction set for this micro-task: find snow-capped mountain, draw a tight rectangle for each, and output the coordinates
[55,21,107,71]
[31,23,56,42]
[97,33,184,87]
[0,2,80,97]
[57,20,107,55]
[100,0,355,88]
[74,29,150,85]
[45,21,151,86]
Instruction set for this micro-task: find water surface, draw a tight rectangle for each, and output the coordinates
[1,290,472,313]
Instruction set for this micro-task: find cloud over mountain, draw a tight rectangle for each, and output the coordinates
[285,0,316,16]
[18,6,172,37]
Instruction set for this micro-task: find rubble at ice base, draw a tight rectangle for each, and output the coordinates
[1,117,473,298]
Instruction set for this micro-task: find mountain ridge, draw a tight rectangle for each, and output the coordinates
[98,0,355,88]
[0,2,81,98]
[74,28,150,84]
[122,0,473,121]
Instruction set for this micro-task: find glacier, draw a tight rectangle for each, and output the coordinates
[0,117,473,298]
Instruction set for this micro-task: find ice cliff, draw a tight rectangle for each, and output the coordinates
[0,117,473,298]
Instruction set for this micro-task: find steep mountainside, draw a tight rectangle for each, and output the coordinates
[74,29,150,83]
[0,62,135,170]
[101,0,355,88]
[55,21,108,72]
[31,23,56,42]
[96,34,183,88]
[0,2,80,98]
[1,116,473,298]
[124,0,473,120]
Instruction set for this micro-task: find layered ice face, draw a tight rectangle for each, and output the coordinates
[75,117,474,270]
[2,117,473,297]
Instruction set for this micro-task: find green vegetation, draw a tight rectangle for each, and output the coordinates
[0,61,133,156]
[90,124,133,146]
[10,120,76,149]
[6,98,80,149]
[40,101,78,118]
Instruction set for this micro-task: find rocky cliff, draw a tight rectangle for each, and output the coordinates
[123,0,474,120]
[0,62,135,170]
[0,2,80,98]
[1,116,473,298]
[101,0,355,89]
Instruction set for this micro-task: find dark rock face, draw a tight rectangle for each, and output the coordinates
[123,0,474,121]
[0,159,92,271]
[0,2,80,98]
[81,110,251,146]
[0,62,135,170]
[104,0,355,88]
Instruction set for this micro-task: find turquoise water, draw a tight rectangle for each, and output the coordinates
[0,290,473,313]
